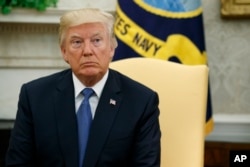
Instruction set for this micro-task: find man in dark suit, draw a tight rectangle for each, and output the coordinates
[5,8,161,167]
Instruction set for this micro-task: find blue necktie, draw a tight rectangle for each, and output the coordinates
[77,88,94,167]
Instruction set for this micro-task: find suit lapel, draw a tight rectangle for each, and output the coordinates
[83,70,122,167]
[54,70,79,167]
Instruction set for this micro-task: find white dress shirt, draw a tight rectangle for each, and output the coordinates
[73,70,109,119]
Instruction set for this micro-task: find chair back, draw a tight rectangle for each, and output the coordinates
[110,57,208,167]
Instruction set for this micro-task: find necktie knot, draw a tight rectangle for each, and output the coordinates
[82,88,94,99]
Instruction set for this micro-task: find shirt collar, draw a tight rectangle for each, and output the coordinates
[72,70,109,98]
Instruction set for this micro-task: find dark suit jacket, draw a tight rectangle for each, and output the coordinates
[6,69,161,167]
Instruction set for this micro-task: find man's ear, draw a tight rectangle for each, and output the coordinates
[109,46,115,59]
[60,46,69,63]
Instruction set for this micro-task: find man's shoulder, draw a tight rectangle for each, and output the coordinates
[24,69,71,88]
[109,69,155,95]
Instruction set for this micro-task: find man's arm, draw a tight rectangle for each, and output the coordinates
[131,92,161,167]
[5,84,35,167]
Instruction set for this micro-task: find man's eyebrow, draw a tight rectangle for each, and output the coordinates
[69,34,82,39]
[92,31,104,37]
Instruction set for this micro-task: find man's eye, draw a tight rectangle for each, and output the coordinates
[91,38,102,46]
[71,40,82,48]
[93,38,100,42]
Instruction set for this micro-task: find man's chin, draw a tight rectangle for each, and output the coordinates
[81,69,99,77]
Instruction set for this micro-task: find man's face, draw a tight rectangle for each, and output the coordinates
[61,22,115,86]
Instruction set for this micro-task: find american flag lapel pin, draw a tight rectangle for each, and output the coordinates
[109,99,116,105]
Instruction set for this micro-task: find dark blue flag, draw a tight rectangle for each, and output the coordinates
[114,0,213,135]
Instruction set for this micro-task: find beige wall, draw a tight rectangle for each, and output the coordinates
[203,0,250,115]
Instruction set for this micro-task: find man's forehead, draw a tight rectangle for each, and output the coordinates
[68,30,106,39]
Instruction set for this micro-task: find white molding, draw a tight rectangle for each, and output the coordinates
[0,57,67,68]
[0,8,115,24]
[214,114,250,123]
[0,8,66,24]
[0,22,66,68]
[206,114,250,143]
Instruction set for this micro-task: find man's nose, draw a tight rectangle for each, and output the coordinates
[82,42,93,56]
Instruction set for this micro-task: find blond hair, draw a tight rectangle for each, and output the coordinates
[59,8,118,48]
